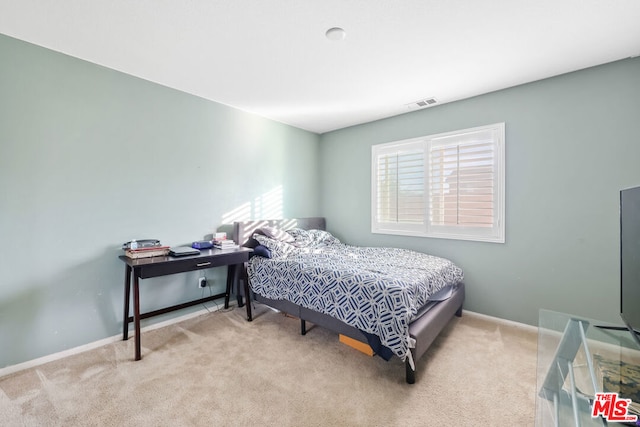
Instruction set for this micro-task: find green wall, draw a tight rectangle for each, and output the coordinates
[319,57,640,327]
[0,34,320,369]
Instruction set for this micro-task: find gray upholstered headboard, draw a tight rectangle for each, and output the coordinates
[232,217,326,247]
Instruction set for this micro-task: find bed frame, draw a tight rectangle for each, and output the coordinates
[232,217,465,384]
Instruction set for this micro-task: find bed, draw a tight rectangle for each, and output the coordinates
[232,217,465,384]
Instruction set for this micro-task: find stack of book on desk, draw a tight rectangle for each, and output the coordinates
[213,232,239,250]
[123,240,170,259]
[124,246,171,259]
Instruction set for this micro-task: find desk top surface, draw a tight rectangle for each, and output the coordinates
[118,246,252,267]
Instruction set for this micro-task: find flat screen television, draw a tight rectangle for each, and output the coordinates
[620,185,640,348]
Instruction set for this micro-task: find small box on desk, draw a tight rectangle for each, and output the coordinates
[192,240,213,249]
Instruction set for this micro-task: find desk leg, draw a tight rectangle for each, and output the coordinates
[235,263,244,307]
[224,265,233,309]
[123,265,132,341]
[133,274,141,361]
[243,264,252,322]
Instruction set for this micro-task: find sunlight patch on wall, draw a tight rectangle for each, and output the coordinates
[256,186,283,219]
[222,185,283,224]
[222,202,252,224]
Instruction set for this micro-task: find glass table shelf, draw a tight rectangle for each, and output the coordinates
[536,309,640,426]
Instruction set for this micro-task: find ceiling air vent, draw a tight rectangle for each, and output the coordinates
[407,97,438,110]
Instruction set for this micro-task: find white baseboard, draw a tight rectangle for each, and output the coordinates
[0,302,231,379]
[462,309,538,334]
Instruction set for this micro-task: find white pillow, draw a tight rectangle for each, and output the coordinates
[255,226,295,243]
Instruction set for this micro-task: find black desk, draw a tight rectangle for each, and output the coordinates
[119,247,252,360]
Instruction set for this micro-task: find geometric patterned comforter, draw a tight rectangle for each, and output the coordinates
[247,229,464,363]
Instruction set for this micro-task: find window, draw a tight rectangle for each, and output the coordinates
[371,123,505,243]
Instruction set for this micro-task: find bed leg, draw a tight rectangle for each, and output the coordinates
[455,305,463,317]
[301,319,306,335]
[405,360,416,384]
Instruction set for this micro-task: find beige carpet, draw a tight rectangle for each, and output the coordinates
[0,304,537,426]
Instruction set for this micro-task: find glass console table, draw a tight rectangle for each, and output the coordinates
[536,310,640,426]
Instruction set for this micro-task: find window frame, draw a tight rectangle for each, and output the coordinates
[371,122,505,243]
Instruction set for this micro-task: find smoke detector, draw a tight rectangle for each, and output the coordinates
[326,27,346,41]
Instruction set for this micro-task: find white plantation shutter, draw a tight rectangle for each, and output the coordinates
[429,128,498,228]
[372,123,504,243]
[375,148,425,224]
[372,140,426,233]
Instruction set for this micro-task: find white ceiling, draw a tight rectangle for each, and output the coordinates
[1,0,640,134]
